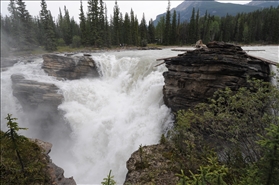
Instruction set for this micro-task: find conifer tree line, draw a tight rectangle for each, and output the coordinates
[1,0,279,52]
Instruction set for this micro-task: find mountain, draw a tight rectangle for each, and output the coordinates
[247,0,279,8]
[153,0,279,26]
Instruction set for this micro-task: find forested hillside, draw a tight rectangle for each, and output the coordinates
[1,0,278,53]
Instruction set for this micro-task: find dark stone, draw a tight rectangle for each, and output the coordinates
[42,54,99,80]
[163,41,271,111]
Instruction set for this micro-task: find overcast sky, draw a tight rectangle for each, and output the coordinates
[1,0,251,23]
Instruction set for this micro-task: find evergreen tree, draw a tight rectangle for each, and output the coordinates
[87,0,99,46]
[163,0,171,45]
[195,9,200,41]
[130,9,136,46]
[188,8,196,44]
[170,10,177,45]
[148,19,156,44]
[7,0,19,47]
[123,12,131,45]
[104,4,111,47]
[112,0,120,45]
[119,12,124,45]
[139,13,148,46]
[79,0,87,46]
[134,16,139,46]
[155,16,165,44]
[98,0,105,47]
[40,0,57,51]
[62,6,72,45]
[16,0,35,49]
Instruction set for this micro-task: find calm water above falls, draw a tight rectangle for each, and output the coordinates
[1,46,278,184]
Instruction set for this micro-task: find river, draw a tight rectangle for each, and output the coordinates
[1,46,278,184]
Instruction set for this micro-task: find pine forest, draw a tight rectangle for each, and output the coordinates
[1,0,279,52]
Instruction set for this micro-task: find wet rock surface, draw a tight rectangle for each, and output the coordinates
[42,54,99,80]
[163,41,271,111]
[10,74,71,140]
[11,74,63,111]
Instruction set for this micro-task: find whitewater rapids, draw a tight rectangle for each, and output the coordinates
[1,49,179,184]
[1,46,278,184]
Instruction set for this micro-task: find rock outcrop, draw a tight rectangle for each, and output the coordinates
[42,54,99,80]
[124,144,181,185]
[163,41,271,111]
[32,139,76,185]
[10,74,71,138]
[11,74,63,111]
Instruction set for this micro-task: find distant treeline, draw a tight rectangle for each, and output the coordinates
[1,0,279,52]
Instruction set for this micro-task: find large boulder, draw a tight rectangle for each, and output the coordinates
[124,144,180,185]
[163,41,271,111]
[42,54,99,80]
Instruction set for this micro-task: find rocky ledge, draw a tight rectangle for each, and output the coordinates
[11,74,63,111]
[10,74,71,137]
[42,54,99,80]
[163,41,271,111]
[32,139,76,185]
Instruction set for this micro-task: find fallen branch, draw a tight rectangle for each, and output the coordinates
[156,56,179,61]
[245,50,265,52]
[171,49,193,52]
[248,54,277,66]
[154,61,166,67]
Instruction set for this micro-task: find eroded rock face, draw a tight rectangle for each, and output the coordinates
[42,54,99,80]
[11,74,63,111]
[163,41,271,111]
[124,144,180,185]
[10,74,71,139]
[33,139,76,185]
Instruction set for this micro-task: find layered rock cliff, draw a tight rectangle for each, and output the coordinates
[163,41,271,111]
[124,42,274,184]
[42,54,99,80]
[10,74,71,139]
[11,74,63,111]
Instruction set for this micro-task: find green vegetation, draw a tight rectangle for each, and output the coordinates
[0,114,50,184]
[167,74,279,185]
[1,0,278,54]
[101,170,116,185]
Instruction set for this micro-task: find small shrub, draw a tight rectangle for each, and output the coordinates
[72,35,81,48]
[101,170,116,185]
[57,38,66,46]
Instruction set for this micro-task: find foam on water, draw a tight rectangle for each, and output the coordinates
[56,50,177,183]
[1,49,178,184]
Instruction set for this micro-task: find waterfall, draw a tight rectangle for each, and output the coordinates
[1,49,177,184]
[56,50,174,183]
[2,46,277,184]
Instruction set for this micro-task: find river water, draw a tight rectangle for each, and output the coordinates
[1,46,278,184]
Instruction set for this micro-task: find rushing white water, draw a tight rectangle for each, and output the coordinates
[56,50,177,184]
[1,46,278,184]
[1,49,181,184]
